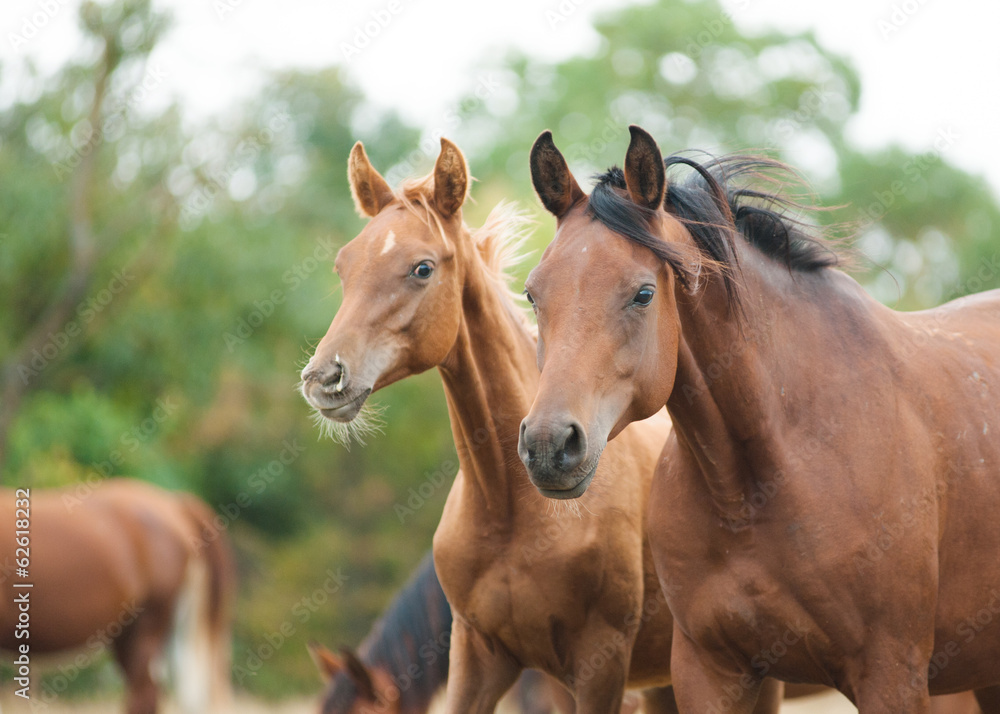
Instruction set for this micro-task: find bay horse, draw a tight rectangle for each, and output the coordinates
[0,478,235,713]
[518,126,1000,712]
[310,552,452,714]
[309,551,643,714]
[299,138,792,713]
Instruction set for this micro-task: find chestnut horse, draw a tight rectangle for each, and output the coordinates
[518,126,1000,712]
[299,139,792,713]
[0,478,235,713]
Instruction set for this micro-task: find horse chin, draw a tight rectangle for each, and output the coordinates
[318,389,372,423]
[534,462,598,500]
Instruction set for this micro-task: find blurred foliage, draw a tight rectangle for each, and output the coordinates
[1,0,998,702]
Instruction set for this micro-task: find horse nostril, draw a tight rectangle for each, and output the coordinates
[518,419,540,468]
[319,361,347,392]
[556,422,586,473]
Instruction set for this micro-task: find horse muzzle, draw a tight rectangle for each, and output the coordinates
[300,360,371,422]
[518,417,598,499]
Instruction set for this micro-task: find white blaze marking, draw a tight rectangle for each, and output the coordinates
[380,230,396,255]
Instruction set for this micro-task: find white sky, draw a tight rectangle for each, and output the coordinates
[4,0,1000,196]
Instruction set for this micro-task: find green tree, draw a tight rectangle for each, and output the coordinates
[449,0,999,307]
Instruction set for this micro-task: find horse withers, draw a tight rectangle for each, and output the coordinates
[518,126,1000,712]
[0,478,235,714]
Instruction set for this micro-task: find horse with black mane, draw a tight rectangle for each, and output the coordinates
[519,126,1000,712]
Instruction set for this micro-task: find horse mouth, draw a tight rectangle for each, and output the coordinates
[317,390,372,423]
[533,460,598,500]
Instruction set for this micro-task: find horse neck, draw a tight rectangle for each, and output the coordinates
[666,244,825,521]
[437,233,538,516]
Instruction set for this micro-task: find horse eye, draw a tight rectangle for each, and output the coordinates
[632,287,654,306]
[523,290,535,306]
[411,261,434,279]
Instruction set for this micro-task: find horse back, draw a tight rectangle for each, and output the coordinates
[0,479,198,653]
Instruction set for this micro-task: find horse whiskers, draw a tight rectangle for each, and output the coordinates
[310,402,386,449]
[544,495,583,520]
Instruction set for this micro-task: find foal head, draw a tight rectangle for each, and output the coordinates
[517,127,686,498]
[299,139,471,438]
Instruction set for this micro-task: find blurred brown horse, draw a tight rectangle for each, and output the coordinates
[519,126,1000,712]
[0,478,235,714]
[299,138,790,713]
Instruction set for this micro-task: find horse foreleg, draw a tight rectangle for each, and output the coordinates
[441,616,520,714]
[669,628,772,714]
[569,626,630,714]
[850,639,932,714]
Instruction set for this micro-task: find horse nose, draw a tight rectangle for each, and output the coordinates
[518,417,588,485]
[301,359,348,393]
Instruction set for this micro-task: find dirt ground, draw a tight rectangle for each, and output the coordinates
[0,689,859,713]
[0,694,318,713]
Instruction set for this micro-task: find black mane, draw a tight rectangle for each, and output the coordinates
[322,552,451,713]
[588,153,842,316]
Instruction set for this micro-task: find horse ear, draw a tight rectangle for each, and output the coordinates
[623,125,665,210]
[339,647,377,701]
[433,137,469,217]
[348,141,395,217]
[308,641,344,683]
[530,130,584,219]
